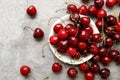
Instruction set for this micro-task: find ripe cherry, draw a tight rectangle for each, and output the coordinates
[116,55,120,64]
[66,47,77,56]
[68,27,79,36]
[20,65,31,76]
[108,50,119,59]
[33,28,44,39]
[106,0,116,7]
[100,56,112,66]
[105,15,117,26]
[89,44,99,55]
[91,55,101,63]
[104,37,113,47]
[117,0,120,3]
[69,36,78,47]
[95,19,105,30]
[58,40,69,49]
[113,33,120,41]
[80,17,90,26]
[67,68,78,78]
[96,9,107,19]
[79,62,90,72]
[52,62,62,72]
[84,71,95,80]
[100,68,110,79]
[58,29,68,40]
[73,52,81,59]
[115,21,120,32]
[65,24,74,31]
[88,5,97,15]
[78,41,87,51]
[85,26,93,35]
[53,23,63,33]
[98,46,108,57]
[50,35,59,45]
[27,5,37,16]
[94,0,104,8]
[90,63,100,73]
[77,5,88,15]
[91,34,102,43]
[67,4,77,13]
[70,13,80,22]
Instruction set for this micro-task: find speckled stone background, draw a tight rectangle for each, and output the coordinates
[0,0,120,80]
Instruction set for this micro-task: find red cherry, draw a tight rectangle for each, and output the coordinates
[50,35,59,45]
[58,29,68,40]
[119,13,120,21]
[117,0,120,3]
[100,68,110,79]
[90,63,100,73]
[100,56,112,66]
[53,23,63,33]
[104,37,113,47]
[33,28,44,39]
[77,5,88,15]
[85,26,93,34]
[115,22,120,32]
[89,44,99,55]
[27,5,37,16]
[69,36,78,47]
[57,47,66,53]
[91,34,102,43]
[95,19,104,30]
[91,55,101,63]
[67,68,78,78]
[84,71,95,80]
[108,50,119,59]
[20,65,31,76]
[94,0,104,8]
[88,5,97,15]
[58,40,69,49]
[79,62,90,72]
[65,24,74,31]
[105,15,117,26]
[52,62,62,72]
[99,46,108,57]
[78,41,87,51]
[82,0,89,3]
[68,27,79,36]
[80,17,90,26]
[67,4,77,13]
[96,9,107,19]
[106,0,116,7]
[66,47,77,56]
[113,33,120,41]
[116,55,120,64]
[70,13,80,22]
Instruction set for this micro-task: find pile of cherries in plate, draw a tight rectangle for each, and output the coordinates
[50,0,120,80]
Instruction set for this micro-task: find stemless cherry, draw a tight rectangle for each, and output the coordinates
[77,5,88,15]
[105,15,117,26]
[100,56,112,66]
[91,34,102,43]
[70,13,80,22]
[84,71,95,80]
[27,5,37,16]
[94,0,104,8]
[106,0,116,7]
[85,26,93,34]
[116,55,120,64]
[78,41,87,51]
[91,55,101,63]
[65,24,74,31]
[69,36,78,47]
[99,46,108,56]
[67,4,77,13]
[108,50,119,59]
[88,5,97,15]
[58,29,68,40]
[104,37,113,47]
[66,47,77,56]
[20,65,31,76]
[52,62,62,72]
[100,68,110,79]
[68,27,79,36]
[89,44,99,55]
[67,68,78,78]
[79,62,90,72]
[80,17,90,26]
[96,9,107,19]
[113,33,120,41]
[58,40,69,49]
[115,21,120,32]
[33,28,44,39]
[53,23,63,33]
[90,63,100,73]
[50,35,59,45]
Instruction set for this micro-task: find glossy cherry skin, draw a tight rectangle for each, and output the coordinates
[88,5,97,15]
[65,24,74,31]
[108,50,119,59]
[58,40,69,49]
[85,26,93,35]
[52,62,62,72]
[94,0,104,8]
[106,0,116,7]
[67,4,77,13]
[105,15,117,26]
[68,27,79,36]
[104,37,113,47]
[98,46,108,57]
[79,62,90,72]
[78,5,88,15]
[100,56,112,66]
[33,28,44,39]
[91,55,101,63]
[91,34,102,43]
[89,44,99,55]
[105,26,114,35]
[27,5,37,16]
[67,68,78,78]
[80,17,90,26]
[66,47,77,56]
[78,41,87,51]
[50,35,59,45]
[20,65,31,76]
[113,33,120,41]
[70,13,80,22]
[53,23,63,33]
[100,68,110,79]
[116,55,120,64]
[117,0,120,3]
[90,63,100,73]
[69,36,78,47]
[115,22,120,32]
[96,9,107,19]
[84,71,95,80]
[58,29,68,40]
[95,19,103,30]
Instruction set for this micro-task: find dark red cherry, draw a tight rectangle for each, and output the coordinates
[96,9,107,19]
[70,13,80,22]
[85,26,93,35]
[94,0,104,8]
[53,23,63,33]
[50,35,59,45]
[66,47,77,56]
[67,68,78,78]
[113,33,120,41]
[100,68,110,79]
[104,37,113,47]
[108,50,119,59]
[52,62,62,72]
[73,52,81,59]
[84,71,95,80]
[106,0,116,7]
[78,41,87,51]
[100,56,112,66]
[67,4,77,13]
[58,40,69,49]
[117,0,120,3]
[27,5,37,16]
[80,17,90,26]
[82,0,89,3]
[77,5,88,15]
[115,21,120,32]
[33,28,44,39]
[91,34,102,43]
[99,46,108,57]
[91,55,101,63]
[58,29,68,40]
[95,19,103,30]
[90,63,100,73]
[79,62,90,72]
[89,44,99,55]
[105,15,117,26]
[20,65,31,76]
[88,5,97,15]
[69,36,78,47]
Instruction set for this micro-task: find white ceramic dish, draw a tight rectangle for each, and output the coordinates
[49,14,100,65]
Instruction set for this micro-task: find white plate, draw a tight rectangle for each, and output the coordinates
[49,14,100,65]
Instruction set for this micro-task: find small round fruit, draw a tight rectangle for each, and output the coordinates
[99,46,108,57]
[70,13,80,22]
[104,37,113,47]
[50,35,59,45]
[33,28,44,39]
[96,9,107,19]
[67,4,77,13]
[66,47,77,56]
[105,15,117,26]
[78,41,87,51]
[52,62,62,72]
[116,55,120,64]
[53,23,63,33]
[90,63,100,73]
[67,68,77,78]
[58,29,68,40]
[94,0,104,8]
[108,50,119,59]
[58,40,69,49]
[91,34,102,43]
[78,5,88,15]
[20,65,31,76]
[100,56,112,66]
[69,36,78,47]
[84,71,95,80]
[100,68,110,79]
[91,55,101,63]
[79,62,90,72]
[27,5,37,16]
[89,44,99,55]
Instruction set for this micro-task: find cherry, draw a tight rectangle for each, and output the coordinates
[106,0,116,7]
[65,24,74,31]
[105,26,115,35]
[100,56,112,66]
[33,28,44,39]
[78,41,87,51]
[27,5,37,16]
[91,55,101,63]
[73,52,81,59]
[105,15,117,26]
[67,68,78,78]
[67,4,77,13]
[85,26,93,35]
[57,47,66,53]
[79,62,90,72]
[58,29,68,40]
[117,0,120,3]
[84,71,95,80]
[98,46,108,56]
[53,23,63,33]
[69,36,78,47]
[50,35,59,45]
[100,68,110,79]
[115,21,120,32]
[52,62,62,72]
[70,13,80,22]
[113,33,120,41]
[80,17,90,26]
[91,34,102,43]
[104,37,113,47]
[89,44,99,55]
[94,0,104,8]
[95,19,103,30]
[116,55,120,64]
[77,5,88,15]
[108,50,119,59]
[20,65,31,76]
[90,63,100,73]
[96,9,107,19]
[88,5,97,15]
[68,27,79,36]
[66,47,77,56]
[58,40,69,49]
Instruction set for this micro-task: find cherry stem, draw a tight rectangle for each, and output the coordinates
[42,42,49,58]
[23,26,34,32]
[55,8,66,13]
[65,1,79,7]
[48,17,66,26]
